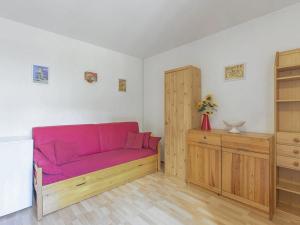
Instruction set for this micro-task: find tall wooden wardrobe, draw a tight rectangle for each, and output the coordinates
[164,66,201,180]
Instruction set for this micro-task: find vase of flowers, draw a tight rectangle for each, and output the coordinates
[196,94,217,131]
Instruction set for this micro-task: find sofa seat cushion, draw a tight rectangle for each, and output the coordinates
[42,148,156,185]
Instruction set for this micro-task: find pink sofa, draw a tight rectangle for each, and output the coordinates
[33,122,159,186]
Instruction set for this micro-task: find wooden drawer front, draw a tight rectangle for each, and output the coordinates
[222,135,270,154]
[277,144,300,159]
[278,50,300,68]
[277,156,300,171]
[42,155,158,215]
[188,130,221,146]
[277,132,300,146]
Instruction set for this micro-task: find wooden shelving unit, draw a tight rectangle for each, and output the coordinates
[277,180,300,195]
[276,75,300,81]
[276,99,300,103]
[275,49,300,216]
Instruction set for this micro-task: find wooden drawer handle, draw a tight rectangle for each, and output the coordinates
[76,182,86,187]
[293,162,299,167]
[293,149,300,154]
[293,138,300,143]
[203,136,207,140]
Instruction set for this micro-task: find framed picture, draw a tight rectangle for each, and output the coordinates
[118,79,126,92]
[225,64,245,80]
[33,65,48,84]
[84,72,98,83]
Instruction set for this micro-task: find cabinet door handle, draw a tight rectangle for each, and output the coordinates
[293,162,299,167]
[293,149,299,154]
[293,138,300,143]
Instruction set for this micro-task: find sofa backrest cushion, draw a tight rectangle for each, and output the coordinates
[125,132,144,149]
[55,141,80,165]
[149,136,161,151]
[33,124,100,156]
[97,122,139,152]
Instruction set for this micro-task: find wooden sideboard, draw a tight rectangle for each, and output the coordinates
[187,129,274,218]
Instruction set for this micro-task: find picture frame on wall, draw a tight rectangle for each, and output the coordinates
[84,72,98,83]
[225,63,245,81]
[118,79,126,92]
[33,65,48,84]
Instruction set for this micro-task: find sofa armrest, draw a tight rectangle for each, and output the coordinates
[149,135,161,172]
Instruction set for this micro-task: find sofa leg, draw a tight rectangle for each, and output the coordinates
[34,164,43,220]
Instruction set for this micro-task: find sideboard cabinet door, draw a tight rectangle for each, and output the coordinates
[187,143,221,193]
[222,147,270,212]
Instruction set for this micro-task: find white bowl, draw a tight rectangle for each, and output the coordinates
[223,120,246,133]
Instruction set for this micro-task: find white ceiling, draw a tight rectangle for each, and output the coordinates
[0,0,299,58]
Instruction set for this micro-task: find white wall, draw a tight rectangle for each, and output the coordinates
[0,18,144,137]
[143,3,300,143]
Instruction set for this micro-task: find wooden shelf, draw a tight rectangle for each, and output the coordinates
[276,99,300,103]
[277,202,300,217]
[277,180,300,196]
[277,65,300,72]
[277,75,300,81]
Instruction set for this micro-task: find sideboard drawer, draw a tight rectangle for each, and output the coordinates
[277,132,300,146]
[222,135,270,154]
[187,130,221,146]
[277,156,300,171]
[277,144,300,159]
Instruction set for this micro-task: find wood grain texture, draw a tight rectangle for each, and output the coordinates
[187,143,221,193]
[222,148,270,212]
[1,172,299,225]
[277,49,300,68]
[164,66,201,180]
[277,144,300,159]
[187,130,221,146]
[222,134,271,154]
[34,164,43,221]
[277,132,300,146]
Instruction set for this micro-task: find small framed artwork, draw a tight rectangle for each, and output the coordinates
[118,79,126,92]
[33,65,48,84]
[84,72,98,83]
[225,64,245,80]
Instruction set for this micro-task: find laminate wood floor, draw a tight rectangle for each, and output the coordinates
[0,172,299,225]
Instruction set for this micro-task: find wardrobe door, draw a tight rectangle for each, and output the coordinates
[165,70,185,178]
[164,66,201,180]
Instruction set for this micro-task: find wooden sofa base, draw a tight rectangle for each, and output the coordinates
[34,154,159,220]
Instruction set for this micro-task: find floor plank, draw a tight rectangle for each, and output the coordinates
[0,172,299,225]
